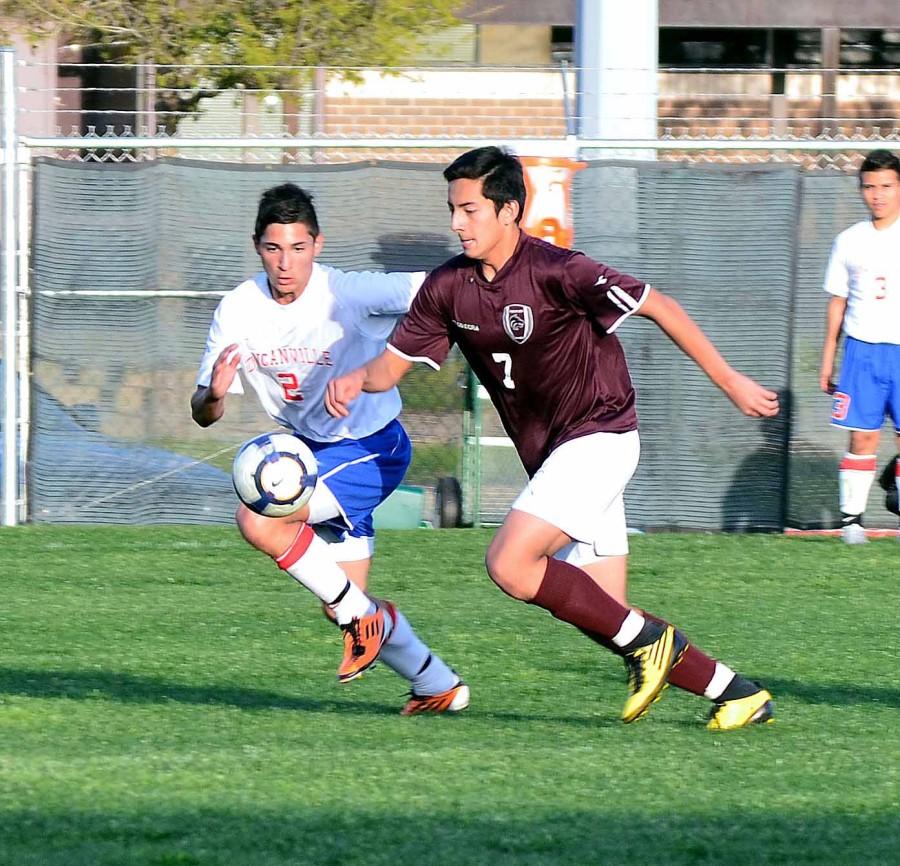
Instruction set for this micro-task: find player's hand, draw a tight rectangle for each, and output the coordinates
[208,343,241,400]
[818,368,836,395]
[722,371,780,417]
[325,369,366,418]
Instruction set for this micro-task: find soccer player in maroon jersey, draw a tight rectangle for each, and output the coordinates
[325,146,779,730]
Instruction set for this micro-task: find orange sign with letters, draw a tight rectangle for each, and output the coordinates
[520,156,586,249]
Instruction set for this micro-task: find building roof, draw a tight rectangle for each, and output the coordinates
[460,1,574,26]
[460,0,900,28]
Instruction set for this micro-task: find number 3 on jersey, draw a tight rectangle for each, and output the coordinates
[492,352,515,390]
[276,371,304,402]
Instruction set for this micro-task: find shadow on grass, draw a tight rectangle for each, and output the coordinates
[0,667,399,716]
[762,676,900,709]
[2,806,900,866]
[7,667,897,726]
[0,667,618,725]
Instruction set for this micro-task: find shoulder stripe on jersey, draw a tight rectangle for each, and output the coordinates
[606,284,640,314]
[387,342,441,371]
[606,284,651,334]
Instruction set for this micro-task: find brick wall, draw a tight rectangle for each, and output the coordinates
[659,96,900,137]
[323,90,897,141]
[324,97,568,138]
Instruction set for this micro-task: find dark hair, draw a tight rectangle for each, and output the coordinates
[859,149,900,182]
[254,183,320,242]
[443,146,526,223]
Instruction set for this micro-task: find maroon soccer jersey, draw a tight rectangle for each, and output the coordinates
[389,232,649,477]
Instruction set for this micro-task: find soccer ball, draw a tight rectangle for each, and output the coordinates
[232,432,318,517]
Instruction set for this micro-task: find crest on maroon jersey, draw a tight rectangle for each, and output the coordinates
[502,304,533,344]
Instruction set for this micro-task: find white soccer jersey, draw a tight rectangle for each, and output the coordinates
[196,263,424,441]
[823,217,900,345]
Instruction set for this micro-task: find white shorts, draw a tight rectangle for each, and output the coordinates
[511,430,640,565]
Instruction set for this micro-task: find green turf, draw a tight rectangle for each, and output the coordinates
[1,527,898,865]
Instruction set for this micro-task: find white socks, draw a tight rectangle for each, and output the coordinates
[274,525,373,625]
[839,453,877,518]
[379,607,458,696]
[611,610,645,648]
[274,524,456,695]
[703,662,737,700]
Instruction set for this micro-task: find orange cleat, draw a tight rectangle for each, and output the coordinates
[338,605,387,682]
[401,680,470,716]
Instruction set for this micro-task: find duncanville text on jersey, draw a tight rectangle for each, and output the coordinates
[248,347,334,369]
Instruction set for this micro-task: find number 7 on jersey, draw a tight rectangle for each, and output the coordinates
[492,352,515,390]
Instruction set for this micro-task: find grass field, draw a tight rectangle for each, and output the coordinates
[1,527,898,865]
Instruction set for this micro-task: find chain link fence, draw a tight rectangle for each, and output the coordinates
[4,55,900,529]
[11,59,900,168]
[15,156,896,531]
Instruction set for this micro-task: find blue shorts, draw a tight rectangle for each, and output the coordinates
[300,419,411,539]
[832,337,900,433]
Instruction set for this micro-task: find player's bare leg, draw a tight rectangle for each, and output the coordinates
[486,509,684,723]
[486,509,573,600]
[580,556,773,730]
[839,429,881,544]
[580,555,627,605]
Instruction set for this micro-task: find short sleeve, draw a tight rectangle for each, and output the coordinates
[195,299,245,395]
[823,236,849,298]
[562,253,650,334]
[331,268,425,340]
[387,275,452,370]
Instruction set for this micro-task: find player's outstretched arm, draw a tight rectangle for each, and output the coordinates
[819,295,847,395]
[638,288,780,418]
[191,343,241,427]
[325,350,412,418]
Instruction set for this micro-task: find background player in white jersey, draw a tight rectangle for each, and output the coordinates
[326,146,779,731]
[191,183,468,715]
[819,148,900,544]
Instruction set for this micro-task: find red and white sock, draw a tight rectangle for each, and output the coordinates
[839,453,877,520]
[274,524,373,625]
[895,456,899,509]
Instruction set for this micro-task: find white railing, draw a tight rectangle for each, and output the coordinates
[2,48,17,525]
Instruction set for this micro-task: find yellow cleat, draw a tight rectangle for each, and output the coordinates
[621,624,686,724]
[707,688,775,731]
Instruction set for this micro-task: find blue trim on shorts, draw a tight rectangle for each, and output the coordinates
[299,419,411,539]
[832,337,900,432]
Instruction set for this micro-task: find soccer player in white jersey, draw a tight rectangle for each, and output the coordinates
[326,146,780,731]
[819,149,900,544]
[191,183,468,715]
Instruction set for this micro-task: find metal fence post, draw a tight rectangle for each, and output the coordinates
[2,46,19,526]
[461,366,482,528]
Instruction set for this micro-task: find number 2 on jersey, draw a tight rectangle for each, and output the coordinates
[276,371,304,402]
[492,352,515,389]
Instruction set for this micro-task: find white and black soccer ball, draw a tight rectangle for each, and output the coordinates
[232,432,318,517]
